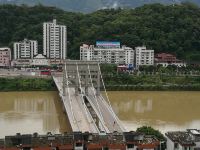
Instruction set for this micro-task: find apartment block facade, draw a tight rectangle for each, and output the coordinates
[135,46,154,69]
[80,42,134,65]
[13,39,38,59]
[43,19,67,60]
[0,47,11,67]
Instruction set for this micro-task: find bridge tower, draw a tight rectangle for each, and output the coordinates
[62,60,104,131]
[62,60,101,97]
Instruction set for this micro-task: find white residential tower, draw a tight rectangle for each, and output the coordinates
[13,39,38,59]
[43,19,67,60]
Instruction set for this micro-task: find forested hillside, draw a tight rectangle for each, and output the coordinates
[0,0,200,12]
[0,3,200,61]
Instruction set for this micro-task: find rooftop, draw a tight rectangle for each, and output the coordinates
[188,129,200,135]
[165,131,195,146]
[34,54,47,59]
[187,129,200,142]
[0,47,10,51]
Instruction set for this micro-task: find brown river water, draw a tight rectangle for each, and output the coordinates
[0,91,200,138]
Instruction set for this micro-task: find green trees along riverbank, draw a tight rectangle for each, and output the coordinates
[101,64,200,91]
[0,64,200,91]
[0,77,56,91]
[0,75,199,92]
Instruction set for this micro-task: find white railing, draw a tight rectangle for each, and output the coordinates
[87,64,109,132]
[64,64,79,130]
[98,63,126,132]
[76,62,100,133]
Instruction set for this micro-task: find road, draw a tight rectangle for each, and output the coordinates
[87,87,125,133]
[53,76,99,133]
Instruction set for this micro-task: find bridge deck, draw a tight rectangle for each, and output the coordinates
[87,87,125,132]
[53,76,99,133]
[53,75,125,133]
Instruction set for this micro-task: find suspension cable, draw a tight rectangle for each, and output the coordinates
[87,64,107,131]
[98,63,125,131]
[76,62,98,132]
[64,63,80,131]
[97,63,112,106]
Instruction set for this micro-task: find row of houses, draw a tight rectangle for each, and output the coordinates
[0,129,200,150]
[80,42,186,69]
[0,19,67,68]
[0,132,161,150]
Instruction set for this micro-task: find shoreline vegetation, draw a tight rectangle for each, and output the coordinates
[0,77,56,92]
[102,64,200,91]
[0,75,200,91]
[1,64,200,92]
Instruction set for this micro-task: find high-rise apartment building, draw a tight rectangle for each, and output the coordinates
[135,46,154,69]
[43,19,67,60]
[13,39,38,59]
[0,47,11,67]
[80,41,134,65]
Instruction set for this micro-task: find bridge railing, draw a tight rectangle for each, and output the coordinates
[75,62,100,133]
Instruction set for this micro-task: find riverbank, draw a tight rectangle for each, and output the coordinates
[0,77,56,91]
[105,84,200,91]
[0,76,200,91]
[103,74,200,91]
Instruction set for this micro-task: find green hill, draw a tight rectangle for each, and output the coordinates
[0,3,200,61]
[0,0,200,13]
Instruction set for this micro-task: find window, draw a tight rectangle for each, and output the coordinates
[127,144,134,148]
[174,143,178,149]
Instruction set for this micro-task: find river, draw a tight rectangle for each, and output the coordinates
[0,91,200,137]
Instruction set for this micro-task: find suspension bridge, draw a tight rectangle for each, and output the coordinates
[52,60,125,133]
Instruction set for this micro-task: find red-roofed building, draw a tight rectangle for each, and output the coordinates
[155,53,186,67]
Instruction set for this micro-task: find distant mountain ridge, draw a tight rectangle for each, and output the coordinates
[0,0,200,12]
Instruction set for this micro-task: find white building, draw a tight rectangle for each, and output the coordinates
[135,46,154,69]
[32,54,49,66]
[165,131,198,150]
[188,129,200,149]
[14,39,38,59]
[43,19,67,60]
[80,42,134,65]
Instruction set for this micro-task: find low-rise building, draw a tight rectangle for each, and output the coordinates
[155,53,186,67]
[117,64,134,73]
[32,54,49,66]
[187,129,200,148]
[165,131,199,150]
[0,132,161,150]
[123,132,160,150]
[80,41,134,65]
[14,39,38,59]
[135,46,154,69]
[0,47,11,67]
[11,59,32,67]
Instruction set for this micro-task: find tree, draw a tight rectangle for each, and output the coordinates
[137,126,165,141]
